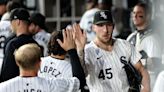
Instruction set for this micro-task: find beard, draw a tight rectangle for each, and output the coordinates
[98,35,112,45]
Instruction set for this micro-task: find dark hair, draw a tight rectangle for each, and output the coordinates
[134,2,151,17]
[87,0,98,7]
[48,31,66,55]
[30,12,47,30]
[0,0,8,5]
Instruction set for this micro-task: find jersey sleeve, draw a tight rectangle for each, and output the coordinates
[143,35,162,58]
[68,49,87,90]
[50,77,80,92]
[153,71,164,92]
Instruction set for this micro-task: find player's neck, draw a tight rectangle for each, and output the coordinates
[50,54,65,60]
[19,69,38,77]
[136,22,147,31]
[94,38,115,51]
[16,25,30,36]
[38,28,43,32]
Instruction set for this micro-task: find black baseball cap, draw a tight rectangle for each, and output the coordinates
[30,12,47,30]
[93,10,113,25]
[9,8,30,23]
[0,0,8,5]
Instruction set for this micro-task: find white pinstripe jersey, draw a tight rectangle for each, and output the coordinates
[127,30,162,58]
[153,71,164,92]
[33,30,51,56]
[84,39,141,92]
[38,56,72,79]
[79,8,100,42]
[0,76,79,92]
[0,21,12,74]
[0,21,12,59]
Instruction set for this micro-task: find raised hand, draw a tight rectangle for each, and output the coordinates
[72,23,87,51]
[57,28,75,51]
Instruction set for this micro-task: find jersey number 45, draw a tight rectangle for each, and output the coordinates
[98,68,113,80]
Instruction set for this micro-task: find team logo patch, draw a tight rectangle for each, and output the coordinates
[14,16,18,19]
[100,12,107,19]
[96,49,99,55]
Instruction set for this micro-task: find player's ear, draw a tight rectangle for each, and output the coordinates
[15,61,20,67]
[36,59,41,70]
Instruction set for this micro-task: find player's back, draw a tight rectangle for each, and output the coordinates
[0,76,80,92]
[80,8,100,42]
[38,56,72,79]
[33,30,51,56]
[80,8,100,31]
[0,76,50,92]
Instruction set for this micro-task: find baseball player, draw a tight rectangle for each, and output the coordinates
[29,12,51,56]
[0,8,38,82]
[0,1,21,74]
[0,43,81,92]
[80,0,100,43]
[75,10,150,92]
[38,30,73,79]
[126,2,162,89]
[38,28,88,91]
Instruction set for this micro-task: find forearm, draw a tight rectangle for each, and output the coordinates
[77,49,84,66]
[68,49,87,90]
[77,49,88,75]
[140,66,150,92]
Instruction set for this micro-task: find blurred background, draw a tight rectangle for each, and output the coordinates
[0,0,163,64]
[0,0,148,32]
[0,0,162,33]
[0,0,163,68]
[0,0,163,61]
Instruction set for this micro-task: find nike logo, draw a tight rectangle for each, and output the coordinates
[97,55,103,59]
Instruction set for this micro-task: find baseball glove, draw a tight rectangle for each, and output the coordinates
[120,56,142,92]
